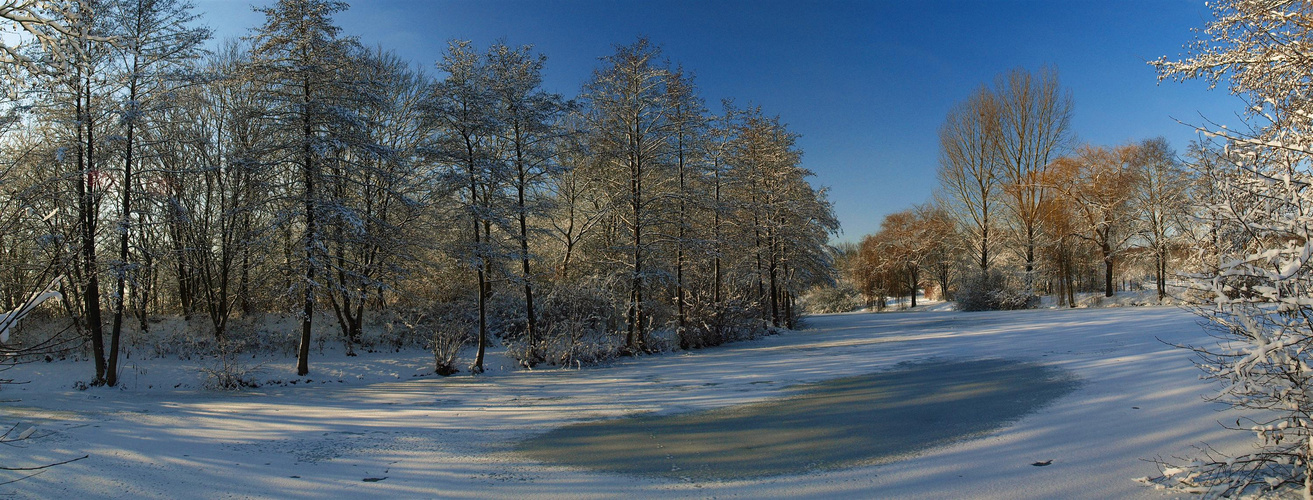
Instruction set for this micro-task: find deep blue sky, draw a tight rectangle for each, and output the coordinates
[195,0,1238,243]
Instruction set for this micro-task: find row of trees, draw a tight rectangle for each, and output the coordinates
[0,0,839,384]
[841,66,1196,311]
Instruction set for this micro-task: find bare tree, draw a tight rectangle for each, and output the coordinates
[727,106,833,327]
[937,87,1001,274]
[872,209,922,308]
[544,112,606,283]
[150,41,269,344]
[914,203,961,302]
[249,0,365,376]
[26,0,118,384]
[1131,137,1188,301]
[1036,170,1081,307]
[424,40,499,373]
[993,67,1072,294]
[1050,144,1141,297]
[103,0,208,386]
[582,38,672,353]
[704,102,736,326]
[486,42,566,367]
[319,46,428,356]
[663,66,706,348]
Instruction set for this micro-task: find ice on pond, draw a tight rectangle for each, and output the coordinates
[517,358,1079,481]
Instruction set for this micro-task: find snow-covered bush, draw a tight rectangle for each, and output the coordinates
[504,280,623,368]
[801,283,863,314]
[129,315,300,360]
[373,310,433,352]
[675,293,774,349]
[955,271,1031,312]
[1146,1,1313,495]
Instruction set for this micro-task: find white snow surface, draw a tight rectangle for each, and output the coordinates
[1,306,1253,498]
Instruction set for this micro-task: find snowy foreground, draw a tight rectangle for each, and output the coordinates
[3,306,1253,498]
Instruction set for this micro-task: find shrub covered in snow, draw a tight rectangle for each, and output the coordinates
[503,279,624,368]
[801,283,863,314]
[680,296,775,348]
[954,271,1032,312]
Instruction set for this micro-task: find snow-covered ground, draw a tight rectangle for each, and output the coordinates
[2,306,1251,498]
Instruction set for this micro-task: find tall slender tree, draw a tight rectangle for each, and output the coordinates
[425,40,498,373]
[25,0,119,384]
[104,0,208,386]
[663,66,706,347]
[583,38,672,353]
[323,47,430,355]
[248,0,364,376]
[486,42,565,367]
[993,67,1072,293]
[1131,137,1188,301]
[937,87,1002,275]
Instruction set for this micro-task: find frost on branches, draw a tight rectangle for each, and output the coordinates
[1145,0,1313,497]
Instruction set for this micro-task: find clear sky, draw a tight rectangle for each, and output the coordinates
[194,0,1239,244]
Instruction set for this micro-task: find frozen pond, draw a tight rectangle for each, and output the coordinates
[519,359,1078,480]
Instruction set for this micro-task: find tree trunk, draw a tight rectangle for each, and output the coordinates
[108,69,139,387]
[768,230,779,328]
[784,291,794,329]
[515,131,537,366]
[77,66,107,385]
[1156,248,1167,301]
[1024,225,1036,295]
[910,267,918,308]
[1066,254,1076,307]
[979,205,990,272]
[137,248,152,331]
[713,168,723,331]
[755,225,766,323]
[627,137,645,353]
[675,130,687,349]
[469,138,486,373]
[297,79,316,377]
[518,190,536,364]
[1103,248,1114,298]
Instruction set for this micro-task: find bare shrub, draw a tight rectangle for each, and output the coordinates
[431,316,471,376]
[384,303,471,376]
[676,291,774,350]
[199,340,264,390]
[369,309,433,352]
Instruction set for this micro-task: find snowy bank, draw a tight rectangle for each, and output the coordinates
[1,306,1249,498]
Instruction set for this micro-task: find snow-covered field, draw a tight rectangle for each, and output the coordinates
[2,306,1252,498]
